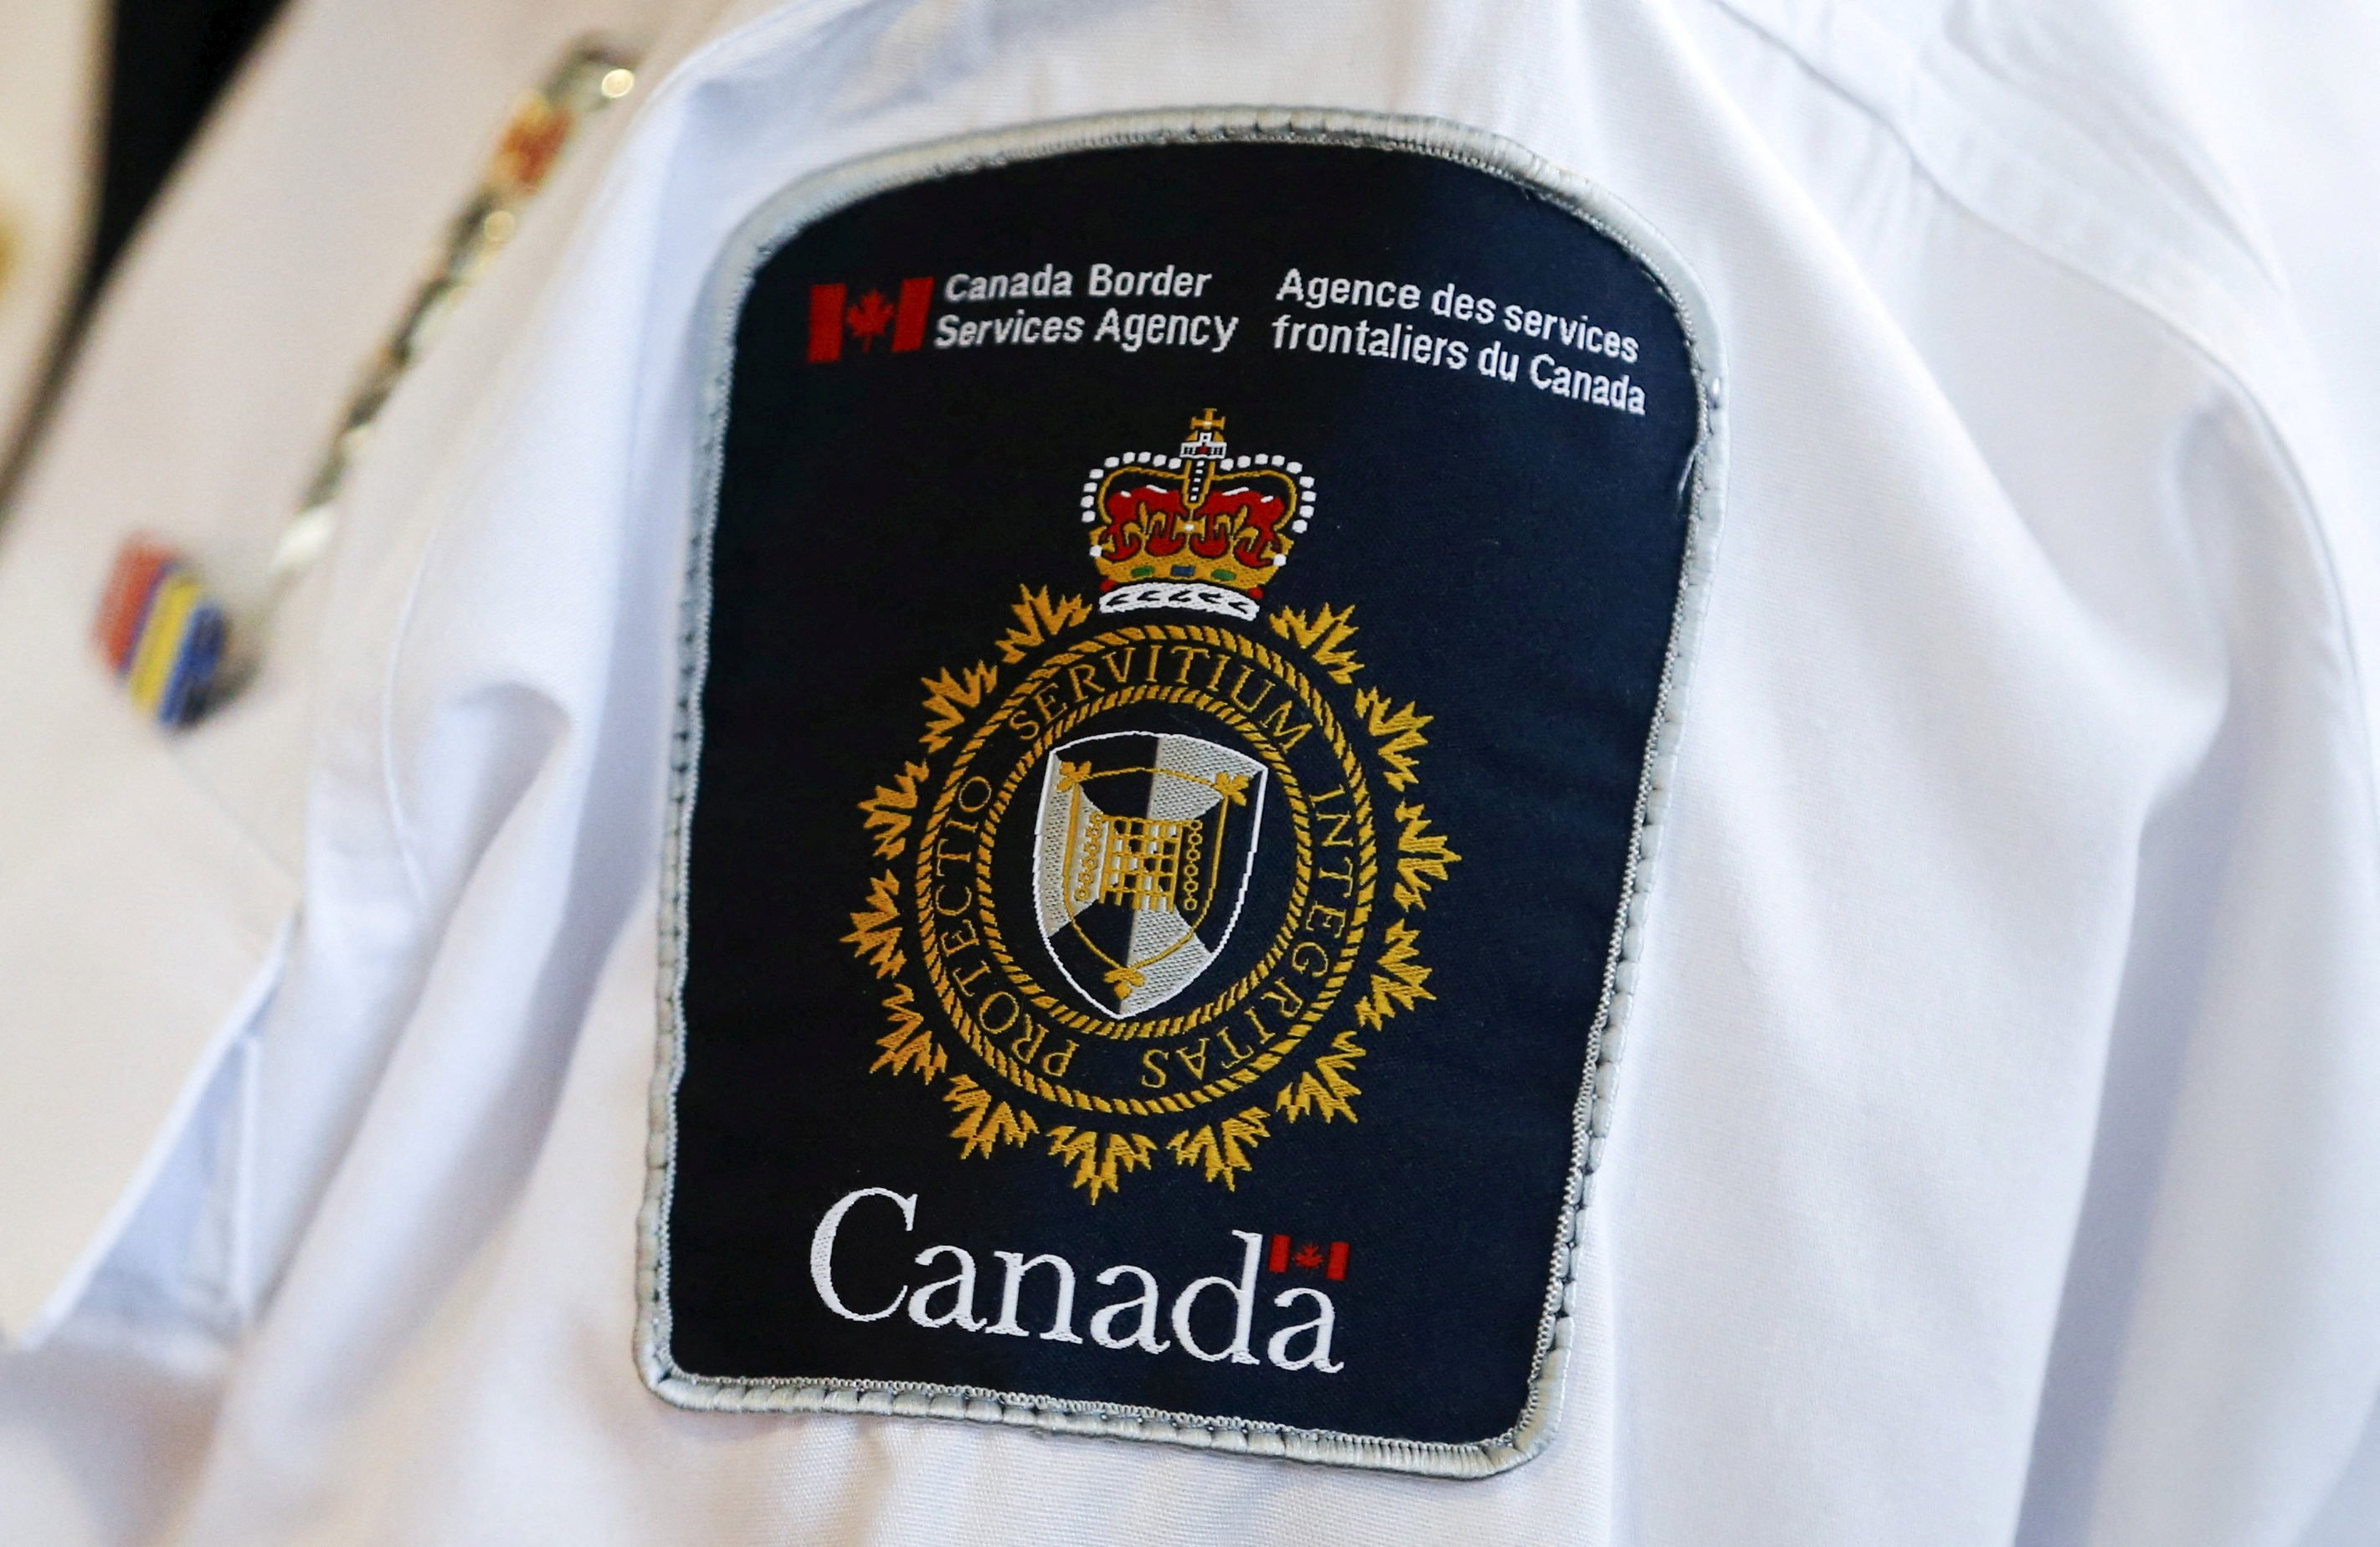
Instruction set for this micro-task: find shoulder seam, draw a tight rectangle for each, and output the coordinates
[1701,0,2380,861]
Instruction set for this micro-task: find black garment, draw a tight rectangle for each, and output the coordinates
[80,0,290,308]
[0,0,286,497]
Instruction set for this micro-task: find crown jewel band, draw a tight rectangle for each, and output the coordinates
[1086,410,1313,621]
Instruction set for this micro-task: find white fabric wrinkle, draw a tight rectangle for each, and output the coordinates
[218,0,737,1313]
[830,0,1146,124]
[1675,17,2376,1539]
[1934,0,2277,291]
[2050,399,2380,1546]
[0,1317,229,1547]
[178,56,712,1528]
[2297,1390,2380,1547]
[181,710,619,1534]
[1596,33,2247,1543]
[1699,0,2380,871]
[2012,607,2239,1544]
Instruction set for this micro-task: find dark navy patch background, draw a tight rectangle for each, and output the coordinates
[669,141,1699,1446]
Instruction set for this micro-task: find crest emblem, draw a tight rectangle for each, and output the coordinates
[1034,732,1268,1015]
[655,126,1715,1466]
[1086,407,1308,619]
[844,411,1461,1202]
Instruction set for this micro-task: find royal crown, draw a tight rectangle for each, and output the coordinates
[1082,410,1312,620]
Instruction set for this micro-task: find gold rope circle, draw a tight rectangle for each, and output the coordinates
[908,624,1380,1116]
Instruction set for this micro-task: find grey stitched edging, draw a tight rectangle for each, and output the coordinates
[636,105,1728,1480]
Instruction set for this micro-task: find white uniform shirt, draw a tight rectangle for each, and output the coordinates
[1,0,2376,1542]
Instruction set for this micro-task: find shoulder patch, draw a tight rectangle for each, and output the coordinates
[643,110,1721,1478]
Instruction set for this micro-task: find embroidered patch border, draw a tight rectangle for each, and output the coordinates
[638,106,1725,1478]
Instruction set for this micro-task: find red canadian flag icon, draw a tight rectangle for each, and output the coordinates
[808,278,934,362]
[1268,1234,1350,1282]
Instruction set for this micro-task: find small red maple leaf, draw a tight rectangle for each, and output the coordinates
[1293,1242,1325,1271]
[846,290,897,351]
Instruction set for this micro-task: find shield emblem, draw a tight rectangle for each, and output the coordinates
[1031,731,1268,1016]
